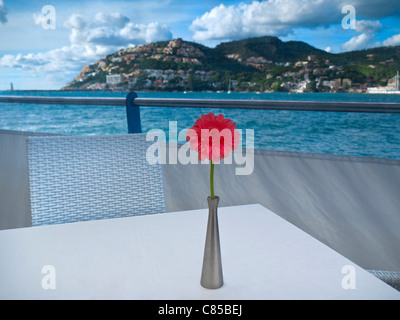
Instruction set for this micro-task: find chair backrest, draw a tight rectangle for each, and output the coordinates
[26,134,165,226]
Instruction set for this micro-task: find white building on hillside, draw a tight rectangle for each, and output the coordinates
[106,75,122,85]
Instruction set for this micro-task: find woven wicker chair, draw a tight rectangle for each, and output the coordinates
[367,270,400,291]
[27,134,165,226]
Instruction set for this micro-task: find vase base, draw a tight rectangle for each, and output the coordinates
[200,280,223,290]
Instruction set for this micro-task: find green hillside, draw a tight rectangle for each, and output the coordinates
[215,36,331,62]
[63,36,400,93]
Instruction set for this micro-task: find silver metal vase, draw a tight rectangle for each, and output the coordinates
[200,196,223,289]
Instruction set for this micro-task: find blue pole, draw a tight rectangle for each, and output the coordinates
[125,92,142,134]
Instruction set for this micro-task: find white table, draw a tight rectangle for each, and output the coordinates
[0,204,399,300]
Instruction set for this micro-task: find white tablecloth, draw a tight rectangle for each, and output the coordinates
[0,204,399,299]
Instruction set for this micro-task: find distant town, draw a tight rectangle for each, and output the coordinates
[62,37,400,94]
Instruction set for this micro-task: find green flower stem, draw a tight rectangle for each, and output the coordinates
[210,160,215,199]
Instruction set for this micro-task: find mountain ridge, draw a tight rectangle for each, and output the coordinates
[62,36,400,93]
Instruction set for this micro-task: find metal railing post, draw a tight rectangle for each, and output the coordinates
[125,92,142,134]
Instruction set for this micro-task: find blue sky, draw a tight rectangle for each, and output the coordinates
[0,0,399,90]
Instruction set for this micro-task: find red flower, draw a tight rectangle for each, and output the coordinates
[186,113,240,162]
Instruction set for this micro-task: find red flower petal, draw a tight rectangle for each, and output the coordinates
[186,113,240,161]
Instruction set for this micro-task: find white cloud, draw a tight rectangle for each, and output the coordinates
[356,20,383,33]
[94,12,129,28]
[0,54,20,68]
[0,0,7,24]
[0,45,105,73]
[65,12,172,47]
[190,0,398,42]
[190,1,344,41]
[341,33,375,52]
[119,21,173,45]
[64,14,86,30]
[382,34,400,46]
[338,19,383,51]
[0,11,173,83]
[325,47,332,53]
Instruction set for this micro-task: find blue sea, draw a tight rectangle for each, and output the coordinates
[1,90,400,159]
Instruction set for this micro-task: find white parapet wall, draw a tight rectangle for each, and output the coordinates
[0,130,58,230]
[0,130,34,229]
